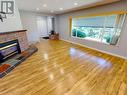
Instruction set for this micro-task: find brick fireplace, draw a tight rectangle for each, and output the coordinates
[0,30,37,78]
[0,30,29,52]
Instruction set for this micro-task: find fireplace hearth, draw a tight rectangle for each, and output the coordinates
[0,45,38,78]
[0,30,38,78]
[0,39,21,63]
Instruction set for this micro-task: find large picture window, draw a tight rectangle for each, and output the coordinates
[71,13,126,45]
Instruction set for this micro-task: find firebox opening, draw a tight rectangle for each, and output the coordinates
[0,39,21,63]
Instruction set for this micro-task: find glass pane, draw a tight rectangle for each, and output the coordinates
[72,16,105,41]
[102,28,116,44]
[102,15,117,44]
[102,15,125,45]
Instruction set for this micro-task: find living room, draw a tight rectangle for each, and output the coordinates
[0,0,127,95]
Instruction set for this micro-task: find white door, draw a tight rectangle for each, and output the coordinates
[37,17,48,37]
[47,17,53,34]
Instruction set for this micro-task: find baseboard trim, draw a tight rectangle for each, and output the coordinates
[60,39,127,60]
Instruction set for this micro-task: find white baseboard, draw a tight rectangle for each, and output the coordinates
[60,38,127,60]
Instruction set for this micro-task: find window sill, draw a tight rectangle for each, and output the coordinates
[71,36,119,47]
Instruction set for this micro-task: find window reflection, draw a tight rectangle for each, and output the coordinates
[44,53,48,60]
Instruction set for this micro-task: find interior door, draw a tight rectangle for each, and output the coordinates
[37,17,48,37]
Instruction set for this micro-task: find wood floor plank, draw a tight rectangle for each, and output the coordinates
[0,39,127,95]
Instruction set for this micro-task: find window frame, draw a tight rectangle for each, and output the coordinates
[69,11,127,46]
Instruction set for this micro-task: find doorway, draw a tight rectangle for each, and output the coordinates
[37,16,55,39]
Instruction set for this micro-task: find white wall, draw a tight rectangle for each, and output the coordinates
[0,0,22,32]
[57,0,127,59]
[20,11,39,44]
[20,10,56,44]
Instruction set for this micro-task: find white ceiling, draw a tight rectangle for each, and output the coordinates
[16,0,120,14]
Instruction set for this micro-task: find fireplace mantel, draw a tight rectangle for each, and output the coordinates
[0,30,29,52]
[0,30,27,35]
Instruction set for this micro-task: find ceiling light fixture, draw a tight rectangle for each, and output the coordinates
[36,8,40,11]
[74,2,78,6]
[51,10,54,13]
[60,8,63,10]
[43,4,47,7]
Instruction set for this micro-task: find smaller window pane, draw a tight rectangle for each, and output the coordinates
[102,15,117,44]
[102,28,115,44]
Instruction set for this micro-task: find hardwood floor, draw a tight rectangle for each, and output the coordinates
[0,40,127,95]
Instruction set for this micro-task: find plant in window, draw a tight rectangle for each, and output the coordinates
[87,29,96,37]
[77,29,86,38]
[72,29,76,36]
